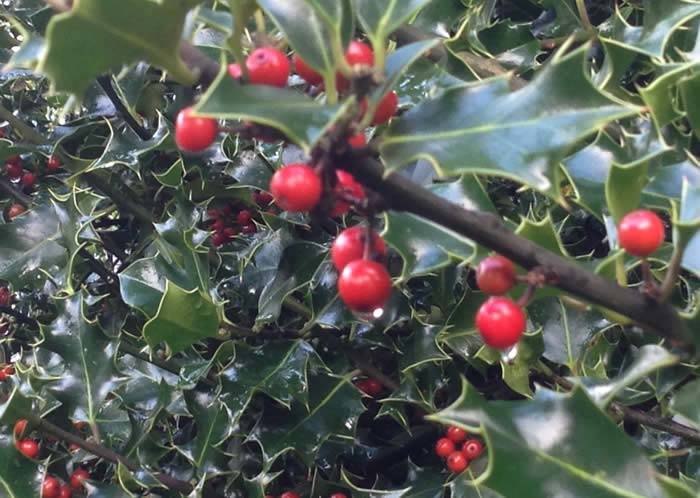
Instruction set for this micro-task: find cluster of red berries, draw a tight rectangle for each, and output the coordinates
[14,420,90,497]
[174,40,398,153]
[434,426,485,474]
[3,154,61,189]
[473,255,526,350]
[207,204,260,247]
[617,209,665,257]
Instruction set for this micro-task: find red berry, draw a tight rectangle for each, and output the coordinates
[331,226,386,271]
[228,63,242,80]
[70,469,89,490]
[356,378,383,397]
[7,203,25,220]
[58,485,72,498]
[330,494,348,498]
[47,156,61,172]
[462,439,484,460]
[338,260,392,312]
[446,426,468,444]
[446,451,469,473]
[175,106,218,153]
[255,191,274,206]
[371,91,399,125]
[5,161,22,179]
[0,128,4,138]
[223,227,240,239]
[337,41,374,91]
[280,492,300,498]
[42,476,60,498]
[20,172,36,189]
[0,287,10,306]
[4,364,15,376]
[17,439,39,459]
[435,437,456,458]
[476,255,516,295]
[242,223,257,234]
[294,53,323,85]
[246,47,290,87]
[618,209,665,257]
[69,443,80,452]
[210,219,225,232]
[6,155,21,169]
[348,133,366,149]
[236,210,253,225]
[475,297,526,350]
[269,163,322,212]
[212,232,228,247]
[331,170,366,217]
[14,419,27,438]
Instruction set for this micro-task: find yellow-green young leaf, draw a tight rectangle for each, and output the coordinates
[143,281,220,353]
[39,0,197,95]
[380,45,636,197]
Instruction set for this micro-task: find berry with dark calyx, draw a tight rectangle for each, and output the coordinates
[348,133,367,149]
[371,91,399,125]
[17,439,39,459]
[7,203,26,220]
[269,163,322,212]
[70,468,90,490]
[435,437,456,458]
[475,297,526,350]
[446,451,469,473]
[246,47,290,87]
[47,156,61,172]
[294,53,323,85]
[356,378,383,397]
[331,170,366,217]
[0,286,11,306]
[6,160,22,179]
[42,476,60,498]
[58,485,72,498]
[21,172,36,189]
[338,260,392,312]
[331,226,386,271]
[175,106,218,153]
[228,63,243,80]
[446,426,468,444]
[236,210,253,225]
[280,492,300,498]
[476,255,516,295]
[14,419,28,438]
[618,209,665,257]
[338,40,374,91]
[462,439,484,460]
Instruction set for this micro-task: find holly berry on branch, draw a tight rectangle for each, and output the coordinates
[434,426,486,474]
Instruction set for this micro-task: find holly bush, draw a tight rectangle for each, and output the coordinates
[1,0,700,497]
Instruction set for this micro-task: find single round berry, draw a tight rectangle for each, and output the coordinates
[357,378,383,397]
[4,364,15,376]
[446,426,468,444]
[618,209,665,257]
[337,40,374,91]
[14,419,28,438]
[330,494,348,498]
[476,255,516,295]
[223,227,240,239]
[6,160,22,179]
[269,163,322,212]
[372,91,399,125]
[242,223,257,235]
[331,226,386,272]
[280,492,300,498]
[7,203,25,220]
[17,439,39,459]
[70,469,90,490]
[254,191,274,206]
[175,107,218,153]
[58,485,72,498]
[338,260,392,312]
[212,232,228,247]
[446,451,469,473]
[246,47,290,87]
[47,156,61,172]
[294,53,323,85]
[237,210,253,225]
[331,170,366,217]
[211,219,225,233]
[228,63,242,80]
[348,133,367,149]
[475,297,526,349]
[42,476,60,498]
[435,437,456,458]
[6,155,21,169]
[0,287,10,306]
[462,439,484,460]
[21,172,36,189]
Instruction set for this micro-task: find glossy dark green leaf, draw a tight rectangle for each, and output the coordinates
[38,0,196,95]
[670,379,700,429]
[430,380,668,498]
[398,325,449,372]
[179,392,230,476]
[355,0,433,46]
[381,46,635,196]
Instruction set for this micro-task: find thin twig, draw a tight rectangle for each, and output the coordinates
[659,247,684,302]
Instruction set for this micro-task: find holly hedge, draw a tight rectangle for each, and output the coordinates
[0,0,699,497]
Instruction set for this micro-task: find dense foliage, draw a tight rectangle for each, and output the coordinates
[0,0,699,497]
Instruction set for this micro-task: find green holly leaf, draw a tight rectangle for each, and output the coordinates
[38,0,197,95]
[670,378,700,429]
[398,325,449,373]
[42,293,123,424]
[0,434,42,498]
[179,392,231,476]
[380,45,635,197]
[355,0,433,47]
[429,380,669,498]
